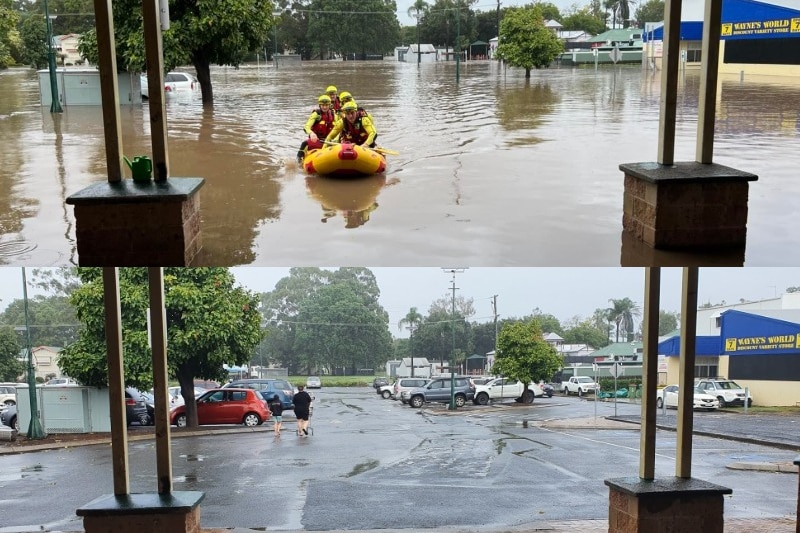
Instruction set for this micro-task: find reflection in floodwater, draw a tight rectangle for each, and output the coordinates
[1,63,800,265]
[305,175,397,229]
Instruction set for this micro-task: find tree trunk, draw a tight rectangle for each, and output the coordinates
[525,68,531,78]
[192,53,214,105]
[177,370,199,427]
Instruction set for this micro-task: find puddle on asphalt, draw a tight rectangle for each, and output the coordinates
[345,459,379,477]
[174,474,201,483]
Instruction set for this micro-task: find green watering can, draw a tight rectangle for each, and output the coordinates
[123,155,153,182]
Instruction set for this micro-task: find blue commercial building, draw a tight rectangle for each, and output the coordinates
[643,0,800,76]
[658,309,800,405]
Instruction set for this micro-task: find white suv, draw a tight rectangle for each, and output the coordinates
[696,379,753,407]
[562,376,600,396]
[392,378,430,402]
[0,384,17,406]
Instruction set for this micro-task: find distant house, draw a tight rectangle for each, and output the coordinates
[396,357,432,378]
[18,346,64,381]
[404,43,437,63]
[54,34,84,66]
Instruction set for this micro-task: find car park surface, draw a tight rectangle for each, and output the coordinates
[1,387,796,533]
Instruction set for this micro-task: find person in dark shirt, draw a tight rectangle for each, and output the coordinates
[292,385,313,436]
[268,394,283,437]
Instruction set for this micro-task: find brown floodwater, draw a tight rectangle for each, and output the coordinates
[1,61,799,266]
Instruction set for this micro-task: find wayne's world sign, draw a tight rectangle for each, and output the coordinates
[720,0,800,40]
[720,310,800,356]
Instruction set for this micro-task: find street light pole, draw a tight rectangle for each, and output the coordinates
[43,0,62,113]
[406,324,416,377]
[415,13,421,66]
[21,268,46,439]
[442,268,466,409]
[273,11,281,67]
[455,0,461,83]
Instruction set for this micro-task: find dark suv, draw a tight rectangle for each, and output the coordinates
[125,387,150,426]
[403,376,475,408]
[226,378,294,409]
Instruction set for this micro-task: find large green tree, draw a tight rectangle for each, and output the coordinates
[260,268,392,375]
[0,268,81,349]
[306,0,400,59]
[293,280,392,374]
[562,320,610,349]
[607,297,642,343]
[560,6,606,35]
[492,320,562,402]
[0,327,23,382]
[495,6,562,77]
[635,0,664,26]
[78,0,275,104]
[58,268,263,427]
[0,0,20,68]
[398,306,423,373]
[19,13,46,68]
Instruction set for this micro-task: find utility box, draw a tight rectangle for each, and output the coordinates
[38,68,143,106]
[15,385,113,433]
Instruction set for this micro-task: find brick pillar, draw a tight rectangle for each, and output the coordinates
[605,477,731,533]
[77,491,204,533]
[620,162,757,249]
[66,178,205,266]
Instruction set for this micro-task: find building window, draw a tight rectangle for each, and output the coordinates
[686,49,702,63]
[695,357,718,378]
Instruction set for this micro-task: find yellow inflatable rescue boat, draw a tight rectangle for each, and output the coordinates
[303,142,386,177]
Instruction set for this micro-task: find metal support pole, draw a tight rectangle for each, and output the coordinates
[273,11,281,67]
[416,14,421,66]
[21,268,46,439]
[450,274,457,409]
[455,0,461,83]
[43,0,62,113]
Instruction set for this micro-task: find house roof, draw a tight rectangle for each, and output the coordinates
[590,342,642,357]
[401,357,430,366]
[589,28,643,44]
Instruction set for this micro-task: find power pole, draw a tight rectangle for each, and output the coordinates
[492,294,499,374]
[406,324,416,377]
[442,268,466,409]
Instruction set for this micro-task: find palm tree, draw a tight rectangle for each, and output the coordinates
[407,0,429,65]
[607,298,642,343]
[398,307,424,376]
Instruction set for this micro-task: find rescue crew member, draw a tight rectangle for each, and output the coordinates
[297,94,337,163]
[325,100,377,148]
[337,92,371,120]
[326,85,341,112]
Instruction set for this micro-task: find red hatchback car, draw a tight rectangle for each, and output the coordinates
[170,388,270,428]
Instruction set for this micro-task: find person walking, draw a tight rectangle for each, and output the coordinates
[268,394,283,437]
[292,384,313,436]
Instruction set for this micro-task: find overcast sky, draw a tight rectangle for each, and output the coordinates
[1,268,797,337]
